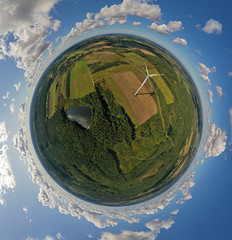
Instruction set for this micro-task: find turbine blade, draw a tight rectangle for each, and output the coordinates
[145,65,149,75]
[134,76,149,96]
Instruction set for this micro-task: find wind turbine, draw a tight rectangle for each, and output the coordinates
[134,65,164,96]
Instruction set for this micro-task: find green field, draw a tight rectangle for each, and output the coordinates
[70,60,95,99]
[150,68,175,105]
[123,52,153,68]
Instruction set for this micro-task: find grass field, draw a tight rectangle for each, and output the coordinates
[150,68,175,105]
[48,80,57,118]
[70,60,95,99]
[123,52,153,68]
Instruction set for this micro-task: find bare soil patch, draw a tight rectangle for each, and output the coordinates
[112,71,157,126]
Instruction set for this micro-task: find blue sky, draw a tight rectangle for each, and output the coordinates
[0,0,231,239]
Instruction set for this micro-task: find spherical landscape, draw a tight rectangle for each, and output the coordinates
[30,34,202,206]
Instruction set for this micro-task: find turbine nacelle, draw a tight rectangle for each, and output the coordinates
[134,65,164,96]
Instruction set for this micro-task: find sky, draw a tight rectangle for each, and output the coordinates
[0,0,231,239]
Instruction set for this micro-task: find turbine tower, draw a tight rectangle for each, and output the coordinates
[134,65,164,96]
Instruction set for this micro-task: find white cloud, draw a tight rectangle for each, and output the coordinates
[2,91,10,100]
[133,21,141,26]
[38,188,56,209]
[56,232,64,240]
[145,218,174,233]
[44,236,54,240]
[170,209,179,215]
[0,0,61,82]
[228,71,232,78]
[204,124,227,158]
[207,89,213,103]
[197,62,216,86]
[57,203,69,215]
[172,37,187,46]
[23,206,32,223]
[62,0,162,43]
[149,21,183,35]
[199,159,204,165]
[23,206,28,214]
[229,108,232,145]
[0,122,16,206]
[195,49,202,55]
[176,171,195,205]
[202,19,222,34]
[87,233,93,239]
[95,0,162,24]
[100,230,155,240]
[62,14,105,43]
[215,86,223,98]
[10,103,15,113]
[14,81,22,91]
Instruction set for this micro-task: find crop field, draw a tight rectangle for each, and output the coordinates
[48,80,57,118]
[123,52,153,68]
[102,75,139,127]
[91,63,135,81]
[111,71,157,126]
[70,60,94,99]
[85,50,120,60]
[150,68,175,105]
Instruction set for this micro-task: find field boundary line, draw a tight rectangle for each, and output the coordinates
[85,61,95,86]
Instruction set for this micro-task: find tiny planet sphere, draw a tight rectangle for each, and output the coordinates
[30,34,202,206]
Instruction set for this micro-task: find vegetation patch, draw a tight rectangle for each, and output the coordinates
[70,60,95,99]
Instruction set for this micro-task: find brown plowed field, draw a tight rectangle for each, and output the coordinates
[112,71,157,126]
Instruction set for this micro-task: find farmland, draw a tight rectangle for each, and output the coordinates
[31,34,202,206]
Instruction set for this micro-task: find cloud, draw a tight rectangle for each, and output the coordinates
[23,206,28,214]
[215,86,223,98]
[23,206,32,223]
[170,209,179,215]
[0,0,61,82]
[95,0,162,24]
[204,124,227,158]
[62,0,163,43]
[207,89,213,103]
[38,188,56,209]
[149,21,183,35]
[10,103,15,113]
[145,218,175,232]
[14,81,22,91]
[62,14,105,43]
[176,171,195,205]
[195,49,202,55]
[0,122,16,206]
[229,108,232,145]
[44,236,54,240]
[87,233,93,239]
[228,71,232,78]
[99,230,155,240]
[2,91,10,100]
[197,62,216,86]
[133,21,141,26]
[172,37,187,46]
[201,19,222,34]
[56,232,64,240]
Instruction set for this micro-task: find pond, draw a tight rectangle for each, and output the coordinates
[66,106,92,129]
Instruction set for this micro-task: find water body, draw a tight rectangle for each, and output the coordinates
[66,106,92,129]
